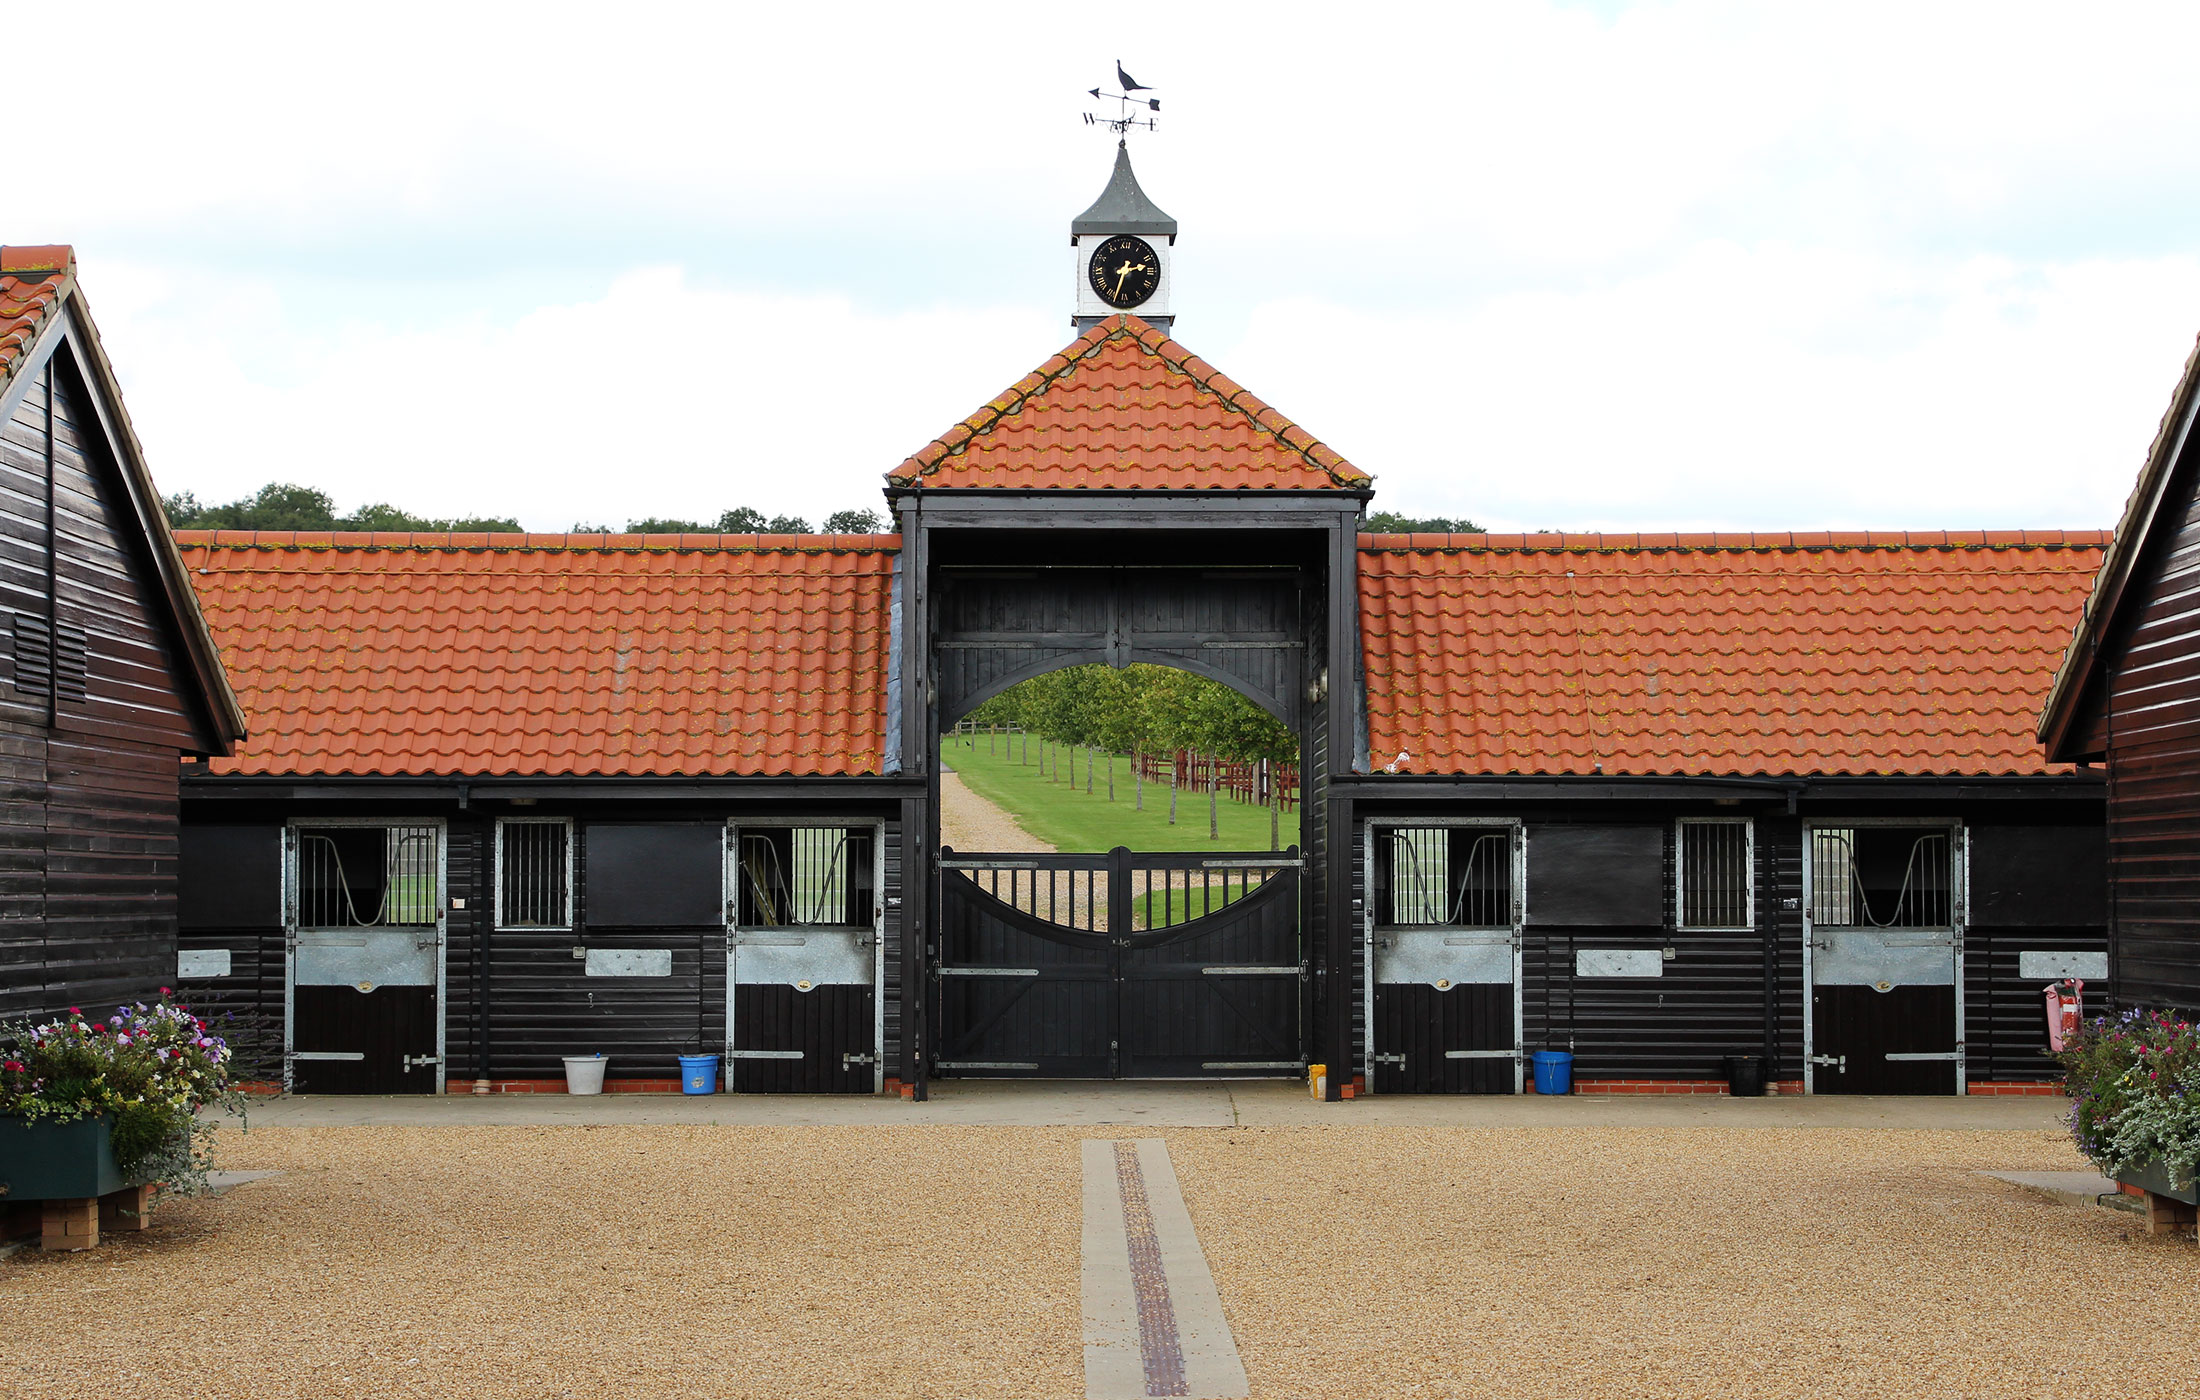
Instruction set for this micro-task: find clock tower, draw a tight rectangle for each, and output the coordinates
[1072,140,1176,331]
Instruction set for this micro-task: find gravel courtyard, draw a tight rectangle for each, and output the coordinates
[5,1116,2195,1399]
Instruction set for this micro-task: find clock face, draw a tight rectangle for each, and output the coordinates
[1088,234,1161,309]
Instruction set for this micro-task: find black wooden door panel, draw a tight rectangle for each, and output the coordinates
[936,849,1301,1078]
[291,985,436,1093]
[1812,985,1957,1094]
[730,985,874,1092]
[1373,984,1513,1094]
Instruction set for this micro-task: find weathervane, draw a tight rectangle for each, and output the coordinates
[1085,61,1159,135]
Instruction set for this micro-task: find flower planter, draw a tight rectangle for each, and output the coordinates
[0,1115,154,1202]
[2112,1156,2199,1207]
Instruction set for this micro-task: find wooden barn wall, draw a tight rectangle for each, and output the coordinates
[2101,471,2200,1016]
[1517,821,1774,1081]
[0,360,201,1021]
[178,797,899,1087]
[1353,792,2105,1091]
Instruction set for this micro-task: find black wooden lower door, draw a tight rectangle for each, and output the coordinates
[1813,986,1958,1094]
[291,986,437,1093]
[936,850,1302,1078]
[730,985,876,1092]
[1371,926,1518,1094]
[1373,983,1515,1094]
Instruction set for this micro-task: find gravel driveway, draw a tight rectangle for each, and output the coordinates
[5,1119,2192,1399]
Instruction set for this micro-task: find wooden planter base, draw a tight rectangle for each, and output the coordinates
[37,1184,155,1252]
[2142,1190,2198,1239]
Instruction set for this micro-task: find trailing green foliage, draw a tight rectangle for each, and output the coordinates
[0,995,246,1195]
[2059,1008,2200,1188]
[966,664,1295,767]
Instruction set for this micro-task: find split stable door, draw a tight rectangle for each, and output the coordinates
[1367,822,1524,1094]
[286,821,446,1093]
[1806,822,1964,1094]
[724,823,883,1092]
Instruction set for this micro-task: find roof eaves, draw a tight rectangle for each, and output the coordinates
[2037,328,2200,758]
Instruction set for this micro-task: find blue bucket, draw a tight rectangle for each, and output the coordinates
[1531,1050,1574,1095]
[678,1054,721,1095]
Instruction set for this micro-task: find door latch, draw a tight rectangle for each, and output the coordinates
[415,936,440,951]
[1374,1053,1406,1066]
[402,1054,442,1071]
[841,1053,877,1070]
[1809,1054,1846,1072]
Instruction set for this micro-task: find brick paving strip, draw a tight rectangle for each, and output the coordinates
[1080,1139,1248,1400]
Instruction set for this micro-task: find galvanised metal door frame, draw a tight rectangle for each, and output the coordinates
[723,818,888,1092]
[1361,818,1527,1094]
[1801,816,1968,1096]
[282,817,448,1094]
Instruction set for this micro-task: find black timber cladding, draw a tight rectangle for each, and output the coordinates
[0,350,226,1020]
[173,794,904,1088]
[1346,780,2106,1089]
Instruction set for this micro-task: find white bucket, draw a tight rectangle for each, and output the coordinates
[562,1054,608,1095]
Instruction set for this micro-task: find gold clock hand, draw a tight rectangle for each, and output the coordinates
[1113,261,1134,299]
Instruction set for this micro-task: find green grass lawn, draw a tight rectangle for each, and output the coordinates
[942,734,1300,854]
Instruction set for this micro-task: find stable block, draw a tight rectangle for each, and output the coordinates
[40,1198,98,1251]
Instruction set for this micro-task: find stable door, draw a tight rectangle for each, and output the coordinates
[1806,823,1964,1095]
[287,822,445,1093]
[1367,823,1522,1094]
[726,824,881,1092]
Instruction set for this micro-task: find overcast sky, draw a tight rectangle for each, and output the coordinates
[37,0,2200,532]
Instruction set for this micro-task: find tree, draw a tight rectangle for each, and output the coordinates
[1365,510,1484,533]
[823,508,884,533]
[625,517,703,532]
[163,482,519,532]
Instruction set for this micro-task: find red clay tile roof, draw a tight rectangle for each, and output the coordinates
[889,313,1369,490]
[1360,531,2111,778]
[0,245,74,394]
[175,532,899,778]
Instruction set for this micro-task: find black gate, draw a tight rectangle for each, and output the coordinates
[935,846,1303,1078]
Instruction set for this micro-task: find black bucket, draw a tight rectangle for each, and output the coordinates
[1722,1055,1768,1097]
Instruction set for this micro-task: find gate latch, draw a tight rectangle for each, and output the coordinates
[1374,1053,1406,1066]
[403,1054,443,1071]
[1809,1054,1846,1072]
[841,1053,877,1070]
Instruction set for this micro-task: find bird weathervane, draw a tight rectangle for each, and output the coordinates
[1085,61,1159,135]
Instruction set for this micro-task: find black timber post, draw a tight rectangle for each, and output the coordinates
[898,496,933,1100]
[1323,504,1360,1100]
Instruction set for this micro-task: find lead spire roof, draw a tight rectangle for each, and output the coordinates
[1071,141,1177,240]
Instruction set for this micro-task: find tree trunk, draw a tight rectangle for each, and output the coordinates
[1169,767,1178,825]
[1135,754,1143,811]
[1086,747,1095,795]
[1209,768,1219,841]
[1107,753,1115,802]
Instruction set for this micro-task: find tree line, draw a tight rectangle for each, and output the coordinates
[966,664,1295,768]
[161,481,886,534]
[162,483,1477,540]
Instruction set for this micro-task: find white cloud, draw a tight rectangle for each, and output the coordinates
[43,0,2200,532]
[108,268,1055,528]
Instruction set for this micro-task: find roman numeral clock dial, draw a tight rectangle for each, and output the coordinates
[1088,234,1161,310]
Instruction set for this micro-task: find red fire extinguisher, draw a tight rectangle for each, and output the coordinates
[2044,978,2084,1052]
